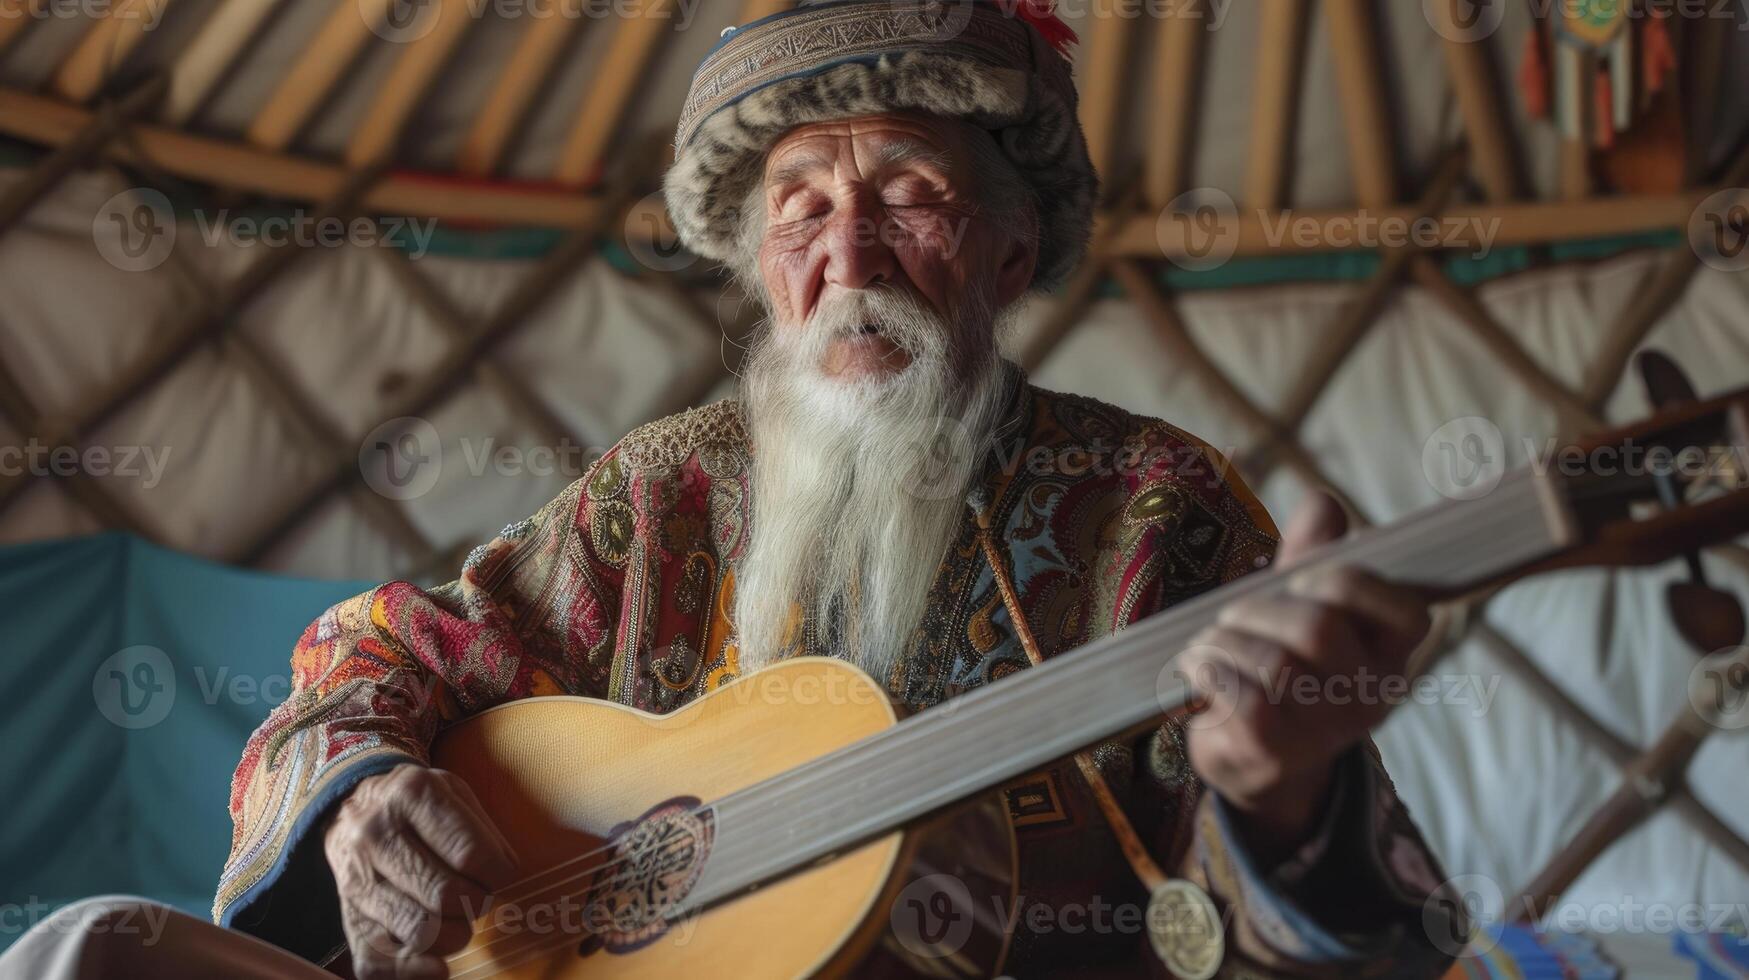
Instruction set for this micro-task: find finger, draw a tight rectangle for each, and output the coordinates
[351,878,470,957]
[1276,489,1349,566]
[1216,593,1370,677]
[1188,625,1341,738]
[391,776,519,889]
[369,821,489,923]
[1173,637,1258,725]
[1287,565,1431,651]
[327,820,380,895]
[1184,661,1328,794]
[1184,637,1358,781]
[432,769,519,867]
[344,900,448,980]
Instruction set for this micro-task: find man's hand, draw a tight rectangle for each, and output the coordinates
[1180,490,1432,860]
[324,764,519,980]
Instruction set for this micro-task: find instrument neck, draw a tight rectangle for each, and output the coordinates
[683,468,1569,911]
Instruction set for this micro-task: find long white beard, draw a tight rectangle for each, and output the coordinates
[734,286,1013,682]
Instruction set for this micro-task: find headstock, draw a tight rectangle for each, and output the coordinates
[1527,378,1749,642]
[1636,352,1747,653]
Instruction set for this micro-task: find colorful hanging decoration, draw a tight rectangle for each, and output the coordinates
[1674,931,1749,980]
[1519,0,1680,149]
[1441,923,1619,980]
[1010,0,1079,60]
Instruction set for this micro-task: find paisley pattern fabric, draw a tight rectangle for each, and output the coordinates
[215,376,1460,977]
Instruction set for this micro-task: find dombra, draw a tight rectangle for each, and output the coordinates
[413,387,1749,979]
[433,659,1017,979]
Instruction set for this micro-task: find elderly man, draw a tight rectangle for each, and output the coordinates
[1,2,1466,978]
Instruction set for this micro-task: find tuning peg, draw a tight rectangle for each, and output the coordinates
[1636,349,1698,409]
[1666,580,1747,656]
[1637,351,1747,654]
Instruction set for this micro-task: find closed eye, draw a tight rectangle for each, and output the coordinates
[775,195,830,223]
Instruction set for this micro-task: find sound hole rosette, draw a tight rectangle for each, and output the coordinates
[577,796,716,956]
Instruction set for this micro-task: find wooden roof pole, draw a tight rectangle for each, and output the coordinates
[737,0,793,20]
[1683,14,1727,188]
[3,85,1729,250]
[1322,0,1397,207]
[347,0,477,167]
[249,0,397,150]
[552,5,674,185]
[1433,0,1522,201]
[1017,260,1105,373]
[0,74,166,237]
[0,0,51,53]
[2,86,608,226]
[1114,191,1726,258]
[456,0,584,177]
[1017,180,1145,373]
[1144,0,1210,209]
[1077,3,1139,192]
[1244,0,1308,210]
[163,0,286,125]
[1558,48,1597,200]
[52,0,177,102]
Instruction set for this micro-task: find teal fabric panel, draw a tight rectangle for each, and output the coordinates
[0,533,367,949]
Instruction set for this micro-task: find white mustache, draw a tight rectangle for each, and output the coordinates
[799,289,947,361]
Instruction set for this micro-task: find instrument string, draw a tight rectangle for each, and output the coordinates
[449,835,704,965]
[712,475,1541,821]
[675,476,1554,894]
[450,471,1576,973]
[529,475,1543,905]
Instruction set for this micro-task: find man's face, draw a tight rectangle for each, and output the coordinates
[755,114,1036,384]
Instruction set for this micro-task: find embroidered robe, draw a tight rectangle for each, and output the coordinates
[216,377,1462,977]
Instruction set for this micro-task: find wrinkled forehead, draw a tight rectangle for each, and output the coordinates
[761,113,972,185]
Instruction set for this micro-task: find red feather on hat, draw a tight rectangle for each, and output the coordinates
[1010,0,1078,60]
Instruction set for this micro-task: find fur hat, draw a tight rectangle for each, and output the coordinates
[664,0,1097,291]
